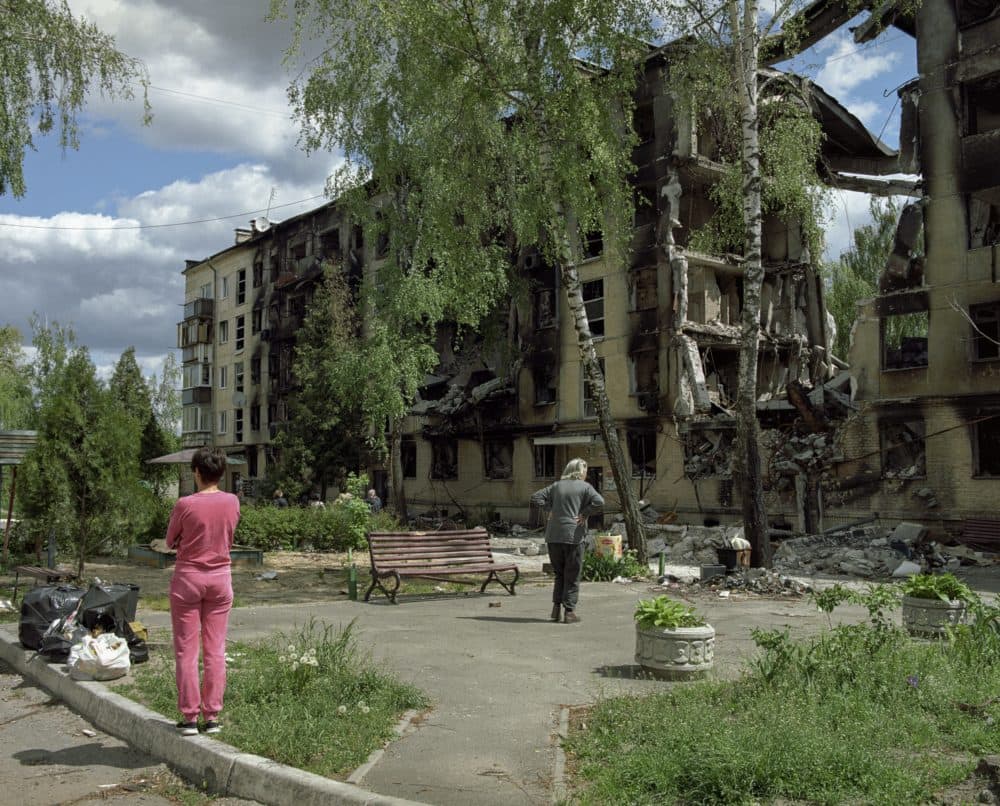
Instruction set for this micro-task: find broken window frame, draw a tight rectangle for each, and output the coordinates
[235,315,246,352]
[250,404,261,432]
[533,362,558,406]
[250,356,261,385]
[252,260,263,289]
[252,308,262,334]
[234,408,244,444]
[963,72,1000,136]
[879,417,927,480]
[582,358,606,419]
[533,444,556,479]
[881,311,929,371]
[972,412,1000,478]
[633,185,657,229]
[633,102,655,144]
[970,302,1000,361]
[582,280,605,338]
[533,287,557,329]
[483,439,514,480]
[581,230,604,260]
[234,361,244,394]
[967,189,1000,249]
[430,439,459,480]
[401,438,417,479]
[236,269,246,306]
[627,430,656,479]
[628,350,659,399]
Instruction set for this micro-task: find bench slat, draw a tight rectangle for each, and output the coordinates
[371,548,493,560]
[394,563,518,576]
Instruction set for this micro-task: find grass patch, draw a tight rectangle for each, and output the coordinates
[122,618,428,777]
[566,597,1000,805]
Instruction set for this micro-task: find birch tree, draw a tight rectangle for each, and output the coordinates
[1,0,149,197]
[275,0,661,558]
[662,0,838,566]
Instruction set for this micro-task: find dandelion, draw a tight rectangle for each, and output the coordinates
[287,645,296,653]
[361,705,371,714]
[337,705,348,715]
[358,700,367,709]
[279,656,287,663]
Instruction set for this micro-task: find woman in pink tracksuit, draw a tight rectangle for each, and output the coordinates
[165,447,240,736]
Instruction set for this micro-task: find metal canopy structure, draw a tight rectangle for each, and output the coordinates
[147,448,246,465]
[1,431,38,565]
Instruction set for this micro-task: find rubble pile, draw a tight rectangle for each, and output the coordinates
[764,430,835,492]
[773,522,924,578]
[708,568,811,596]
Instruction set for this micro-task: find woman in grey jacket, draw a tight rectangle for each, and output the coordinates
[530,458,604,624]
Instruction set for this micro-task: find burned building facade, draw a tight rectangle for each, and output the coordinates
[839,0,1000,533]
[178,203,356,494]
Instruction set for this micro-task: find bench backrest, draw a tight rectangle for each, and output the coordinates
[367,528,496,570]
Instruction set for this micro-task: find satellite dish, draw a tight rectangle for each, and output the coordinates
[253,217,271,233]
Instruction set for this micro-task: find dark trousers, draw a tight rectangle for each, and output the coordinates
[548,542,584,611]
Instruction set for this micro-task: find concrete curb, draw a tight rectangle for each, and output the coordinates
[0,627,429,806]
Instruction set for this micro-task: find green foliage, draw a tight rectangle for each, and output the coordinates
[18,322,149,573]
[234,496,386,553]
[123,619,428,777]
[0,325,34,429]
[568,614,1000,804]
[581,549,647,582]
[1,0,150,198]
[633,595,706,629]
[901,573,977,604]
[825,197,899,359]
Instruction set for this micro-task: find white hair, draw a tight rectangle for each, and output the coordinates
[561,458,588,481]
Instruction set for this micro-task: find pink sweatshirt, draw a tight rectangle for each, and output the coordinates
[166,491,241,571]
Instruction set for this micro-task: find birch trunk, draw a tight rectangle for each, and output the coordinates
[559,262,647,563]
[730,0,771,567]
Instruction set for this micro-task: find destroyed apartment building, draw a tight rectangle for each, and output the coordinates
[176,1,1000,549]
[396,46,897,533]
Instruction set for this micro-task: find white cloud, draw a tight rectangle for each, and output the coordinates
[823,189,877,262]
[815,33,901,100]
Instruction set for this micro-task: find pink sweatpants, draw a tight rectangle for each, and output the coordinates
[169,567,233,722]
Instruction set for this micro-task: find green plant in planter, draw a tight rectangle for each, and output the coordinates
[634,596,706,630]
[900,572,977,604]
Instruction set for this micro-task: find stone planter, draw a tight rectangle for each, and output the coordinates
[634,624,715,677]
[901,595,968,638]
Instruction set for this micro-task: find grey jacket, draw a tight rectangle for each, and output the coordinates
[530,479,605,545]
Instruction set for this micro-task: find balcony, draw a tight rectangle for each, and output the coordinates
[183,297,215,319]
[182,343,213,364]
[182,387,212,406]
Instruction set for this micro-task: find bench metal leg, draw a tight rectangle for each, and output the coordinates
[479,567,519,596]
[364,570,401,604]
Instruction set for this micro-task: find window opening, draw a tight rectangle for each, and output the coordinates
[974,414,1000,477]
[401,438,417,479]
[234,409,244,444]
[971,302,1000,360]
[882,311,929,369]
[533,362,558,405]
[218,411,227,435]
[431,439,458,480]
[218,320,229,344]
[250,405,261,432]
[218,365,228,389]
[582,280,605,338]
[234,361,244,393]
[235,315,245,352]
[237,269,246,305]
[484,440,513,480]
[533,445,556,479]
[627,430,656,478]
[880,418,926,479]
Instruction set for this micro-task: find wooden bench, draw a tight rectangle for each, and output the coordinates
[11,565,79,603]
[364,528,519,604]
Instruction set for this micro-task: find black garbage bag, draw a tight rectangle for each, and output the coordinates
[79,583,148,664]
[19,585,86,651]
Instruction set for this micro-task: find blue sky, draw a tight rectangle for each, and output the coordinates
[0,1,917,380]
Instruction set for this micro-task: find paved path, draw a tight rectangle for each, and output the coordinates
[137,578,869,805]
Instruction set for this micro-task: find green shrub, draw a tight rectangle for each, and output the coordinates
[633,595,706,629]
[581,549,647,581]
[901,572,977,604]
[236,505,371,552]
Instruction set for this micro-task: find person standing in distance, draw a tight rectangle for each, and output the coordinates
[530,458,604,624]
[164,447,240,735]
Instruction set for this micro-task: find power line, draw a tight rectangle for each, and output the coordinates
[147,85,292,119]
[0,194,329,231]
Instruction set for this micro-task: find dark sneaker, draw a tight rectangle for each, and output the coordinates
[202,720,222,734]
[550,604,561,622]
[563,610,581,624]
[176,721,199,736]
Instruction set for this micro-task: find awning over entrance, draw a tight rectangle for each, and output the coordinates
[532,434,596,446]
[147,448,246,465]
